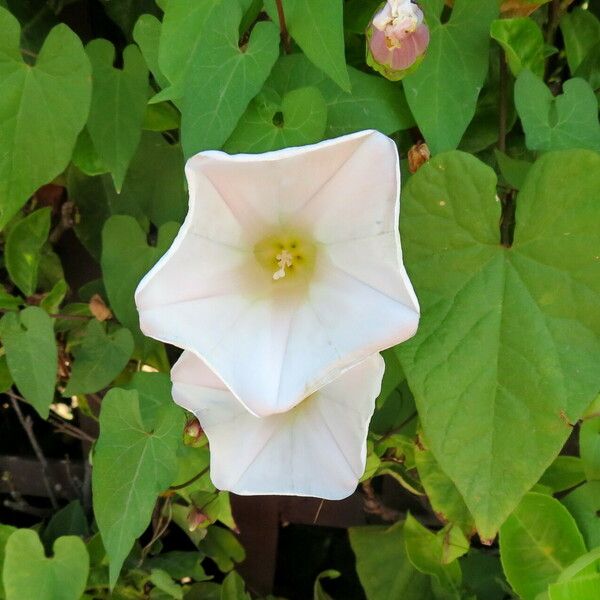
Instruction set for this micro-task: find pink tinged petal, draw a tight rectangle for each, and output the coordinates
[413,23,430,57]
[391,37,418,70]
[369,28,393,67]
[171,351,385,499]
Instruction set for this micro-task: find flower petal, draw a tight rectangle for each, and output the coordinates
[171,351,385,499]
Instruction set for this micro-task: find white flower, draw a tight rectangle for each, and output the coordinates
[373,0,424,43]
[171,350,385,499]
[135,130,419,417]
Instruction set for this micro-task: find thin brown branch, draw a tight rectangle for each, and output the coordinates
[274,0,292,53]
[50,418,96,443]
[361,480,402,523]
[8,391,58,508]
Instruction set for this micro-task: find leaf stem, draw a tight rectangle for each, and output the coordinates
[274,0,292,54]
[168,465,210,491]
[8,391,59,508]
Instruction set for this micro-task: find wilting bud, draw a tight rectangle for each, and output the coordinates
[366,0,430,81]
[183,417,204,448]
[408,142,430,173]
[187,506,208,532]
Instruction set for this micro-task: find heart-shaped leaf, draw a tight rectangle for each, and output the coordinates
[0,307,57,418]
[64,320,134,396]
[515,71,600,152]
[398,150,600,540]
[0,8,91,229]
[224,86,327,153]
[3,529,89,600]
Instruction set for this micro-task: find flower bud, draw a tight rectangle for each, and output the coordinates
[186,506,208,531]
[366,0,430,81]
[408,142,430,173]
[183,417,204,448]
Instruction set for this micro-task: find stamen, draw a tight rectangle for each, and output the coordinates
[273,249,293,280]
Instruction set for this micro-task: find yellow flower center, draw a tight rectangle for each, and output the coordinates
[253,230,317,285]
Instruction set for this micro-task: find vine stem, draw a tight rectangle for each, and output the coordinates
[8,391,58,508]
[168,466,210,491]
[498,50,507,153]
[274,0,292,54]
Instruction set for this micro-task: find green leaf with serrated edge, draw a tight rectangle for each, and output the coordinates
[349,522,433,600]
[5,208,51,296]
[3,529,89,600]
[499,493,589,600]
[515,71,600,152]
[403,0,498,154]
[220,571,250,600]
[224,86,327,153]
[404,514,462,596]
[101,216,179,356]
[0,307,57,418]
[580,416,600,481]
[265,0,350,91]
[560,8,600,74]
[538,456,586,493]
[133,14,170,89]
[0,524,16,598]
[494,150,531,190]
[490,17,545,78]
[197,527,245,573]
[0,9,91,230]
[86,40,148,191]
[247,53,414,140]
[414,441,475,537]
[92,387,181,588]
[397,150,600,541]
[179,4,279,155]
[562,481,600,551]
[64,320,134,396]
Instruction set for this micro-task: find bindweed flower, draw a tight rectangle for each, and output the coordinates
[135,130,419,417]
[367,0,430,81]
[171,350,385,499]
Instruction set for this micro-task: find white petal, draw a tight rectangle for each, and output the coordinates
[171,351,385,499]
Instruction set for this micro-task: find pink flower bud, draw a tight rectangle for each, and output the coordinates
[183,417,205,447]
[367,0,430,81]
[187,506,209,531]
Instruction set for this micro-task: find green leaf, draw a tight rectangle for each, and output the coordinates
[143,101,180,132]
[562,481,600,550]
[86,40,149,191]
[72,128,108,176]
[0,9,91,229]
[349,522,433,599]
[179,4,279,155]
[397,150,600,541]
[101,215,179,354]
[490,17,545,78]
[313,570,340,600]
[101,0,160,36]
[3,529,89,600]
[224,86,327,153]
[145,551,210,582]
[220,571,250,600]
[197,527,245,573]
[494,150,532,190]
[39,279,68,314]
[266,0,350,92]
[0,524,17,598]
[549,574,600,600]
[404,514,463,595]
[0,285,22,311]
[460,550,508,600]
[249,53,414,140]
[5,208,51,296]
[64,320,134,396]
[42,500,89,550]
[133,14,170,89]
[580,416,600,481]
[403,0,498,154]
[3,0,58,54]
[538,455,586,493]
[414,441,475,537]
[560,8,600,74]
[499,493,588,600]
[0,307,57,418]
[92,387,182,587]
[149,568,184,599]
[0,355,13,394]
[515,71,600,152]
